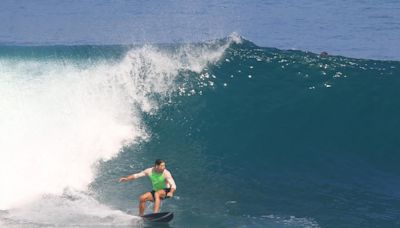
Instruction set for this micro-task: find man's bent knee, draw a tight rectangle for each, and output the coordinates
[139,193,150,202]
[156,190,166,199]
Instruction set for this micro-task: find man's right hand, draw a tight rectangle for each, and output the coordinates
[119,177,129,182]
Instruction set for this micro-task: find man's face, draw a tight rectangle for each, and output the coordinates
[156,162,166,171]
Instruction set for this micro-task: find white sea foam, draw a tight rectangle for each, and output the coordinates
[1,190,140,227]
[0,38,233,215]
[261,214,320,228]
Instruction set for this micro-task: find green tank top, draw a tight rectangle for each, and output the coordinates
[149,171,166,191]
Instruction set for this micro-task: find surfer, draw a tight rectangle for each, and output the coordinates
[320,51,329,57]
[119,159,177,216]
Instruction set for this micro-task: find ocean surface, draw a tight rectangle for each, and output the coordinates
[0,35,400,227]
[1,0,400,60]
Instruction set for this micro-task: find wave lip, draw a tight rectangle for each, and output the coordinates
[0,37,234,211]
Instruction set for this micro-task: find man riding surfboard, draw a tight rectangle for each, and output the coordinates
[119,159,177,216]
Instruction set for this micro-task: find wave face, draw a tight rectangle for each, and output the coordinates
[1,37,400,227]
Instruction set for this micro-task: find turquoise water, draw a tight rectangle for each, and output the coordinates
[0,38,400,227]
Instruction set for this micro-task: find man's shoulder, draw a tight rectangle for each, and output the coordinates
[163,169,173,176]
[144,167,153,174]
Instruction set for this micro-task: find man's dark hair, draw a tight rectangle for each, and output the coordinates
[155,159,165,166]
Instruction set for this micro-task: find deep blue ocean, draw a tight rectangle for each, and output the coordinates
[1,0,400,60]
[1,1,400,228]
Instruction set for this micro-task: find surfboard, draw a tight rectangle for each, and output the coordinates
[141,212,174,223]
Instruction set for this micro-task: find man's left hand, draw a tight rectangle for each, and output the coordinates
[166,192,174,198]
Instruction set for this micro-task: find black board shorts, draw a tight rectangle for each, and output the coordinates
[150,188,171,201]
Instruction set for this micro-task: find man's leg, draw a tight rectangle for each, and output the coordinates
[139,192,153,216]
[153,189,167,213]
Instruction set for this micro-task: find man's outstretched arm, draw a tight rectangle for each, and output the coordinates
[119,169,148,182]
